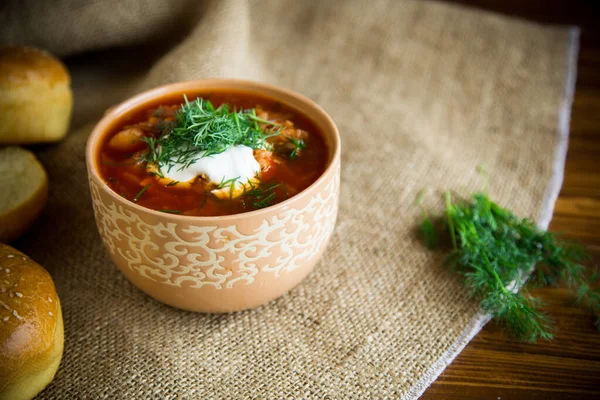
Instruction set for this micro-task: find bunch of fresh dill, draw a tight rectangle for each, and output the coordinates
[142,96,279,174]
[418,190,599,342]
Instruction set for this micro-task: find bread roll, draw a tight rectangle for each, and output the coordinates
[0,46,73,144]
[0,244,64,400]
[0,146,48,242]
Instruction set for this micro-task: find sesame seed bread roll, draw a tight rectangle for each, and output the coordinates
[0,46,73,144]
[0,244,63,400]
[0,146,48,242]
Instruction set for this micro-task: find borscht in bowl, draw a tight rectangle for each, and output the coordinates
[98,91,328,216]
[86,79,340,313]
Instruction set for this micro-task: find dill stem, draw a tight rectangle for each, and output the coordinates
[481,250,509,294]
[233,109,241,137]
[133,184,151,202]
[251,109,259,130]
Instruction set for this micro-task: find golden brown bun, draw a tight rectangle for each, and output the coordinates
[0,147,48,242]
[0,244,63,400]
[0,46,73,144]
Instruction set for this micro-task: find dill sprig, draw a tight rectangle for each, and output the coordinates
[133,184,151,202]
[216,176,241,190]
[420,191,598,342]
[286,135,306,159]
[215,176,241,200]
[240,181,284,210]
[141,96,280,175]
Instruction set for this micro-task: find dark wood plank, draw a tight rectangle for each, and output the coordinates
[423,0,600,398]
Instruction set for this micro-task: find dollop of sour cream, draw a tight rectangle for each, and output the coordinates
[160,145,260,184]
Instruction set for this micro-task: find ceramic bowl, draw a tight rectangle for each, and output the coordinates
[85,79,340,312]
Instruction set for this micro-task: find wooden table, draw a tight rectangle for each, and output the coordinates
[423,1,600,398]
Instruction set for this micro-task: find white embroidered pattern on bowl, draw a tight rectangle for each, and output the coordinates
[89,168,339,289]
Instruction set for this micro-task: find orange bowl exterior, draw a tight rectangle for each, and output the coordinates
[85,80,340,312]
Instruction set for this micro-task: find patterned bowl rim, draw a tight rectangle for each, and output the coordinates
[86,79,341,221]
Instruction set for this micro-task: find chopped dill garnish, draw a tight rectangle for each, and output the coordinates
[240,182,282,209]
[286,135,306,159]
[133,184,151,202]
[217,176,241,200]
[216,176,241,190]
[254,192,276,209]
[140,96,281,174]
[106,177,118,185]
[419,190,598,342]
[165,180,179,187]
[159,209,182,214]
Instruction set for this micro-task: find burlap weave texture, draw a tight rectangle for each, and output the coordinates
[1,0,578,398]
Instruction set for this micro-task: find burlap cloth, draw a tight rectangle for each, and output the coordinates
[1,0,579,398]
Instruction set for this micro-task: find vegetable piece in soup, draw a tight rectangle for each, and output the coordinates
[97,92,329,216]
